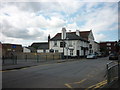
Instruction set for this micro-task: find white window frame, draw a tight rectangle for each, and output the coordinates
[70,50,73,56]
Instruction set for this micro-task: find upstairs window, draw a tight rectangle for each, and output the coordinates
[60,42,65,47]
[54,41,57,46]
[89,44,92,49]
[69,41,72,47]
[107,43,111,46]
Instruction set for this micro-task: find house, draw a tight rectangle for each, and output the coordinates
[93,41,100,54]
[23,47,31,53]
[55,29,99,54]
[80,30,97,54]
[2,43,23,58]
[49,28,90,58]
[99,41,117,55]
[31,42,49,53]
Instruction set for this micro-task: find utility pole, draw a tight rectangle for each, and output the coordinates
[62,31,65,59]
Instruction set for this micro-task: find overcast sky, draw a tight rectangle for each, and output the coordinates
[0,0,119,46]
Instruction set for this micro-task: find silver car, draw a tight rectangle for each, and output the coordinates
[87,54,97,59]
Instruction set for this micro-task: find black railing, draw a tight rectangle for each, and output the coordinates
[106,61,118,84]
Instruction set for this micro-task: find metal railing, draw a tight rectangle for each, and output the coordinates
[106,61,118,84]
[2,54,62,65]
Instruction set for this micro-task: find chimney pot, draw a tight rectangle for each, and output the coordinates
[61,28,66,39]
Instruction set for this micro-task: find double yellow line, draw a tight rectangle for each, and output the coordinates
[65,79,107,89]
[65,79,87,89]
[85,80,107,90]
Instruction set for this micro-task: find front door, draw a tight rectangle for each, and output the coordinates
[77,50,79,56]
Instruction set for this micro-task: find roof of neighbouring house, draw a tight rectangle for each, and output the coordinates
[31,42,49,49]
[2,43,22,46]
[99,41,117,44]
[80,31,91,40]
[50,32,89,42]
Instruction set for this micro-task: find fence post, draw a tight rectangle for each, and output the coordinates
[59,54,61,59]
[15,56,17,64]
[46,55,47,61]
[25,55,27,62]
[53,55,54,60]
[2,56,5,64]
[12,56,15,64]
[37,55,39,63]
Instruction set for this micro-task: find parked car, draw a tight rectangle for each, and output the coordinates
[86,54,97,59]
[97,53,103,57]
[109,53,118,60]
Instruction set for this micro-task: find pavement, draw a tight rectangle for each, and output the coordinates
[2,59,80,71]
[103,79,119,89]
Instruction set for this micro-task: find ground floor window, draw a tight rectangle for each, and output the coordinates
[55,50,59,52]
[70,50,73,56]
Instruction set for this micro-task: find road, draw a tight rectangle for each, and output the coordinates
[2,57,110,88]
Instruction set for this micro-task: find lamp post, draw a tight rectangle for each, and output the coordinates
[63,39,65,59]
[66,38,69,60]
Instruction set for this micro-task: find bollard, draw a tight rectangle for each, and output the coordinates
[107,69,110,84]
[106,63,109,84]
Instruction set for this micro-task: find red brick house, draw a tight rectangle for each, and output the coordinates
[99,41,117,55]
[2,43,23,58]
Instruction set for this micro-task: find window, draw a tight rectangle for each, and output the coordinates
[43,49,46,53]
[109,51,111,54]
[107,47,111,49]
[69,41,72,47]
[109,47,111,49]
[54,41,57,46]
[60,42,65,47]
[55,50,58,52]
[70,50,73,56]
[107,43,111,46]
[89,44,92,48]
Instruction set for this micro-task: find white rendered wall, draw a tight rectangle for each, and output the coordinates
[23,48,31,53]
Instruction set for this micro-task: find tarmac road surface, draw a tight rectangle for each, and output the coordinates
[2,57,110,88]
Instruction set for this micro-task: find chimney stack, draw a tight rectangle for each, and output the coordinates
[61,28,66,39]
[76,30,80,36]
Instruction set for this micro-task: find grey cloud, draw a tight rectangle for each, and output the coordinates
[5,2,61,13]
[1,20,44,40]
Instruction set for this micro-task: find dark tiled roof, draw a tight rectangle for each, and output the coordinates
[50,33,89,42]
[2,43,22,47]
[27,47,36,51]
[31,42,49,49]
